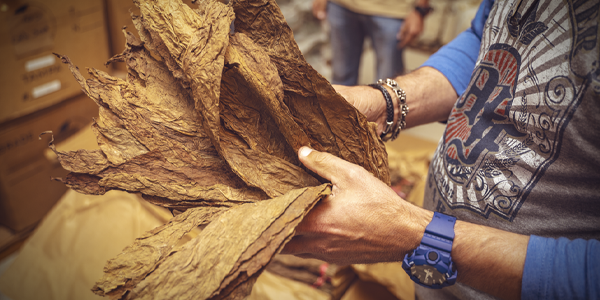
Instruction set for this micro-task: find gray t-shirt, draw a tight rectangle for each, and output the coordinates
[419,0,600,298]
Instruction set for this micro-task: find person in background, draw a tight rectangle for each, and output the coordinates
[286,0,600,299]
[312,0,432,85]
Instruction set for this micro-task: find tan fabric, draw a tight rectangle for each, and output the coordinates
[248,271,329,300]
[329,0,414,19]
[0,190,171,300]
[341,278,399,300]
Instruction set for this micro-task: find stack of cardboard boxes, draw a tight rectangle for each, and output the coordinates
[0,0,110,249]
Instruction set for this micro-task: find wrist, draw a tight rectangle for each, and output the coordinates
[394,206,433,258]
[372,78,408,141]
[359,84,395,134]
[414,2,432,17]
[381,85,400,131]
[389,76,414,128]
[366,85,390,126]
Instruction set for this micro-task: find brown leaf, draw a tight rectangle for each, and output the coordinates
[92,206,229,299]
[124,184,330,300]
[55,26,266,204]
[51,0,390,298]
[60,173,109,195]
[133,0,234,149]
[231,0,389,184]
[217,33,321,197]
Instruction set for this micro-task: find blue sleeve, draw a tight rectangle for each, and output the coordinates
[421,0,495,96]
[522,235,600,299]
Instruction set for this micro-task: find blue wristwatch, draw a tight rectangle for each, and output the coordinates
[402,211,457,289]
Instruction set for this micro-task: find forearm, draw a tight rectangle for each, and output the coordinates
[391,66,458,128]
[452,220,529,300]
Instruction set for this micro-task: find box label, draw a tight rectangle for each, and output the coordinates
[32,80,61,98]
[25,54,56,72]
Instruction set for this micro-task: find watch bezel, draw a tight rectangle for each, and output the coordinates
[402,245,457,288]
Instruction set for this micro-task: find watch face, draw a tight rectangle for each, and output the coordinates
[410,264,447,286]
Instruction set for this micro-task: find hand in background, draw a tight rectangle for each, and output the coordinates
[281,147,431,265]
[312,0,328,20]
[397,11,425,49]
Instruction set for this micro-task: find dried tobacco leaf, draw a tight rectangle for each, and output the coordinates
[132,0,233,149]
[130,0,388,197]
[92,206,229,299]
[54,0,388,206]
[218,32,322,196]
[49,0,391,298]
[124,184,330,300]
[53,31,267,205]
[59,173,108,195]
[131,0,323,197]
[231,0,389,184]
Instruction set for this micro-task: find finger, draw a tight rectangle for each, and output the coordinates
[281,235,324,259]
[312,0,327,20]
[313,8,326,20]
[298,147,354,184]
[397,26,406,41]
[400,31,418,49]
[397,40,407,49]
[293,194,332,235]
[332,84,348,96]
[281,235,327,261]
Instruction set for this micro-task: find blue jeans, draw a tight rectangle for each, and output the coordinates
[327,2,405,85]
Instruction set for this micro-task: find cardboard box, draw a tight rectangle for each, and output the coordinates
[0,0,110,123]
[0,93,99,231]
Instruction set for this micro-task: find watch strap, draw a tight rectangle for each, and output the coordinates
[421,212,456,252]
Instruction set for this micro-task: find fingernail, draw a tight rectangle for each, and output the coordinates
[299,147,313,157]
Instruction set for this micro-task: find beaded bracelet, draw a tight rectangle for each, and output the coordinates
[377,78,408,141]
[367,83,394,139]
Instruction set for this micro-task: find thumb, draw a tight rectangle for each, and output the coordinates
[298,147,350,184]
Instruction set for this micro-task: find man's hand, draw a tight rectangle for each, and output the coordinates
[397,11,425,49]
[312,0,328,20]
[281,149,528,299]
[281,147,432,265]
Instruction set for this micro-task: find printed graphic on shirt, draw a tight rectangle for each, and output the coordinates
[430,0,599,221]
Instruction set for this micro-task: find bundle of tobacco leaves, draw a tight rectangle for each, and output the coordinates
[49,0,389,298]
